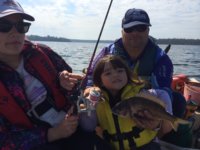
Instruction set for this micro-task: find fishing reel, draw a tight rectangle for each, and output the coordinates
[67,78,92,115]
[77,93,95,116]
[77,88,100,116]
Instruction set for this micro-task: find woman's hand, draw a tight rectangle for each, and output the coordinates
[47,106,79,142]
[59,70,84,90]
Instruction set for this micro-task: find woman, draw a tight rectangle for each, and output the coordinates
[0,0,111,150]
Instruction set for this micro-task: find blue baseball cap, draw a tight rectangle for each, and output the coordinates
[122,8,151,29]
[0,0,34,21]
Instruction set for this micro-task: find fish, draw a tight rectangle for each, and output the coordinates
[112,92,190,131]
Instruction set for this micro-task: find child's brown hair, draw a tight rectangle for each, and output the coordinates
[93,55,132,87]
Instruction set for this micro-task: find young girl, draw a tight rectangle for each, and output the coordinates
[81,55,173,150]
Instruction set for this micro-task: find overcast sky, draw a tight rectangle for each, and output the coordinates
[18,0,200,40]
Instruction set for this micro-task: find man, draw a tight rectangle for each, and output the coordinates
[86,8,174,107]
[87,8,173,89]
[86,8,187,118]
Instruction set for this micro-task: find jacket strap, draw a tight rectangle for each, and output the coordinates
[0,82,33,128]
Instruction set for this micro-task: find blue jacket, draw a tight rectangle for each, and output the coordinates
[87,38,173,88]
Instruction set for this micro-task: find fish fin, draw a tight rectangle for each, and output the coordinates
[135,92,166,108]
[172,118,190,132]
[171,120,179,131]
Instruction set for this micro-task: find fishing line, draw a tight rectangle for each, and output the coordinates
[80,0,113,90]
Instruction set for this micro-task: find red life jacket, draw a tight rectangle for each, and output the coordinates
[0,41,71,128]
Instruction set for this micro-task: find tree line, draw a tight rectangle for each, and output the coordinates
[156,38,200,45]
[27,35,200,45]
[27,35,71,42]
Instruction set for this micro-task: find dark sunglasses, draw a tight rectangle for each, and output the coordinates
[124,25,147,33]
[0,20,31,34]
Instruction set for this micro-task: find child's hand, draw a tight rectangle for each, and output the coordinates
[83,87,101,97]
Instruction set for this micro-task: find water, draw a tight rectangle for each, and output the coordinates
[36,41,200,81]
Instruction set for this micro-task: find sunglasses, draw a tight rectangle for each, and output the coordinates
[0,20,31,34]
[124,25,147,33]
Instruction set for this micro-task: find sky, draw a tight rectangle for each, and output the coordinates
[18,0,200,40]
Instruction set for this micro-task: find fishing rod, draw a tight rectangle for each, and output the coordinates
[164,44,171,54]
[80,0,113,90]
[73,0,113,113]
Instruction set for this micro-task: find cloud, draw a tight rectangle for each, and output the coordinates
[19,0,200,39]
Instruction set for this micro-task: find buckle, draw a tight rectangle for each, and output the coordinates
[27,106,40,118]
[27,99,52,118]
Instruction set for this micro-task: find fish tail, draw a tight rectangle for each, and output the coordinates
[171,118,190,132]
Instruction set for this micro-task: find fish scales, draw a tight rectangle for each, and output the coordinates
[112,92,190,131]
[115,96,177,122]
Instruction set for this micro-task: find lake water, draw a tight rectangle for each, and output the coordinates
[36,41,200,81]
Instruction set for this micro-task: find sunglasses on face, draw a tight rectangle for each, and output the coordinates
[0,20,31,34]
[124,25,147,33]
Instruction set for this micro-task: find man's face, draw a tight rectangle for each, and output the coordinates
[122,25,149,49]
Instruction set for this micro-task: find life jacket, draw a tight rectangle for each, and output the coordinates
[0,41,71,128]
[113,40,158,83]
[96,83,157,150]
[100,39,159,89]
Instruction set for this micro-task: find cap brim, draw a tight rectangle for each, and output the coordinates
[123,21,151,29]
[0,11,35,21]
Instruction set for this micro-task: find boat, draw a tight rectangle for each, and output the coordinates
[162,73,200,150]
[171,74,200,106]
[160,140,199,150]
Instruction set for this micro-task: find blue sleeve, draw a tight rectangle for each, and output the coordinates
[86,47,109,87]
[153,54,173,88]
[148,89,173,114]
[88,46,110,74]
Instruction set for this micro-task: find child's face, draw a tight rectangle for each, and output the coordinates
[101,62,128,95]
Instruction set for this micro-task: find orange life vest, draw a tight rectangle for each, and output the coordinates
[0,41,71,128]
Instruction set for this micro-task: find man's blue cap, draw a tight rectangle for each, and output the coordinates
[122,8,151,29]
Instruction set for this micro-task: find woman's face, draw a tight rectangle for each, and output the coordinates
[0,14,25,57]
[101,62,128,95]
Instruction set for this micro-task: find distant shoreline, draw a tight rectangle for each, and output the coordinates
[27,35,200,45]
